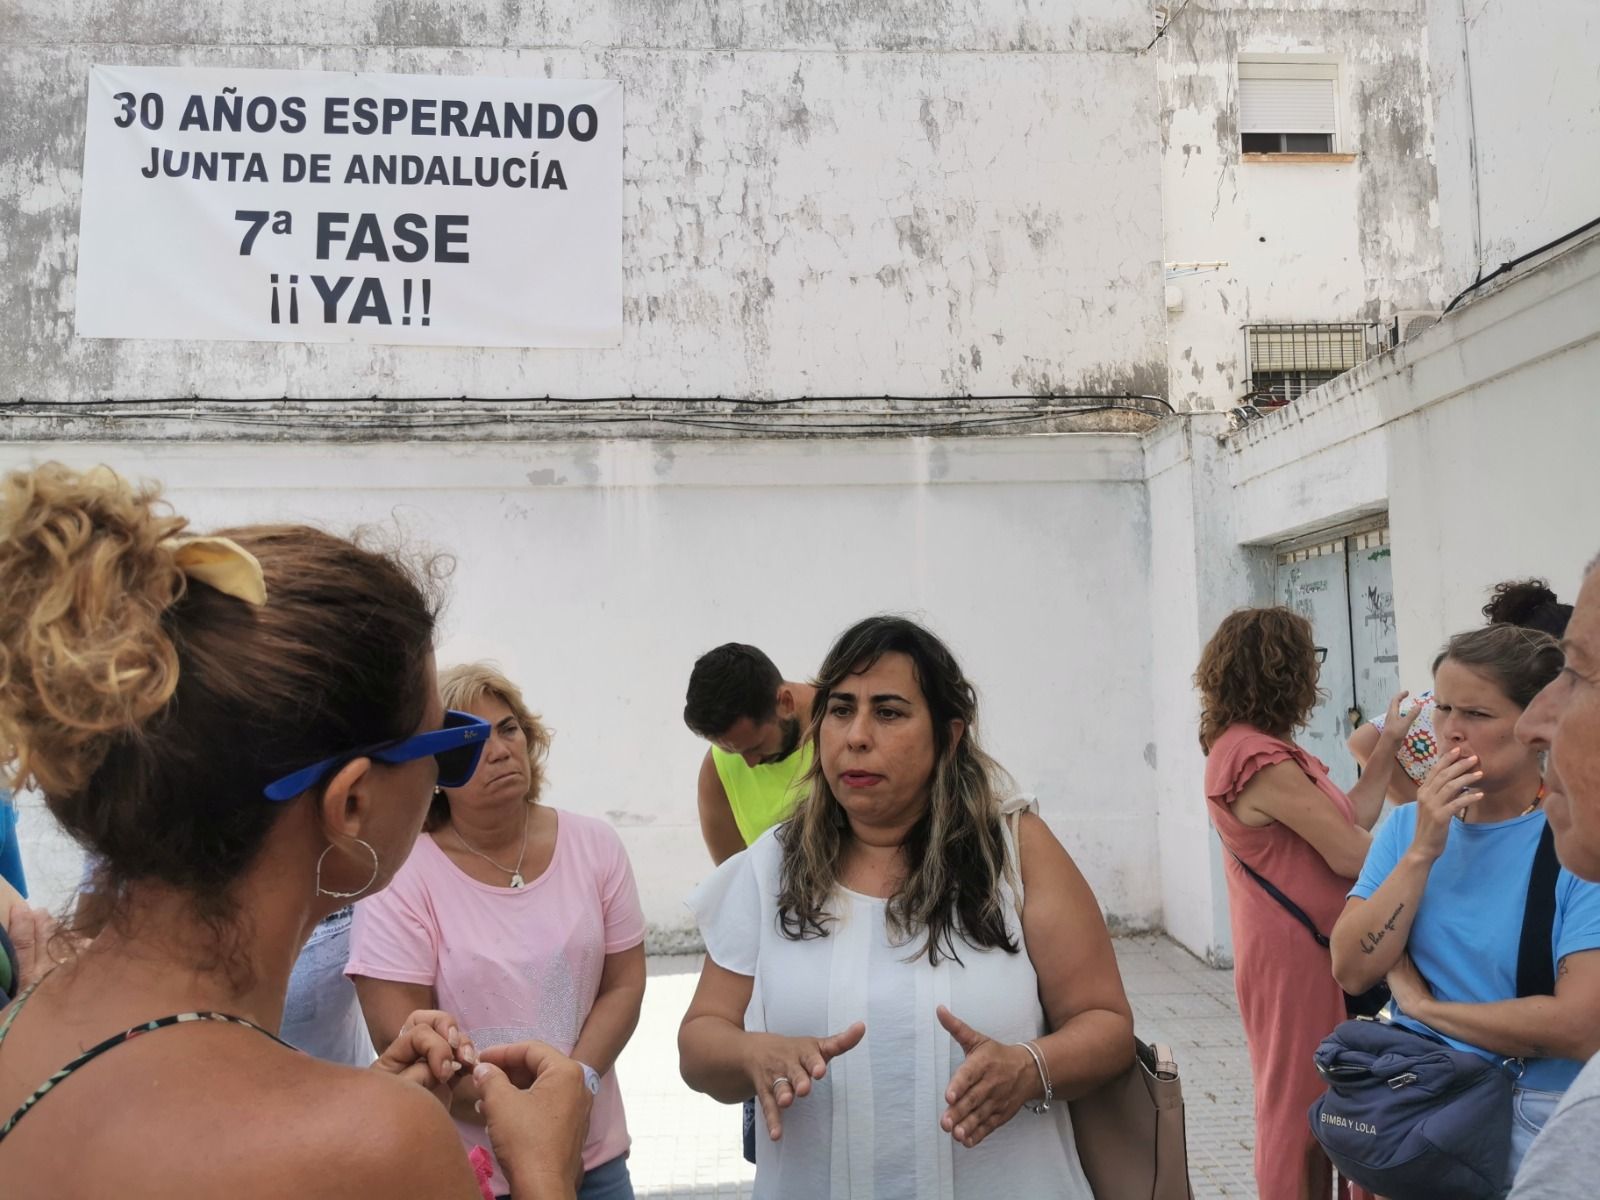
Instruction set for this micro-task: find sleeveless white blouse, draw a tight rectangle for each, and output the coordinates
[687,803,1095,1200]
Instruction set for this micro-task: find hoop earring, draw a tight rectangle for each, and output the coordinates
[315,838,380,899]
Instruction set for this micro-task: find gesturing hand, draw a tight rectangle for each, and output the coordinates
[743,1022,866,1142]
[473,1041,591,1198]
[1379,691,1420,742]
[938,1006,1038,1149]
[1411,748,1483,860]
[372,1009,478,1106]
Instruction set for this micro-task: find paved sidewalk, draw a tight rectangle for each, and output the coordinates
[617,936,1256,1198]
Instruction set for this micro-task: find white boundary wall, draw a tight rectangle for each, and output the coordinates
[3,435,1163,946]
[9,234,1598,960]
[1148,232,1600,963]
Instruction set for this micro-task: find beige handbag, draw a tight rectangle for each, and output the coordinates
[1068,1038,1195,1200]
[999,798,1195,1199]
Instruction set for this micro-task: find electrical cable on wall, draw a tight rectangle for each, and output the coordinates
[1143,0,1194,53]
[4,393,1174,412]
[1443,216,1600,314]
[0,393,1176,439]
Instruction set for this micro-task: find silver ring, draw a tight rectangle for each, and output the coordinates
[772,1076,792,1090]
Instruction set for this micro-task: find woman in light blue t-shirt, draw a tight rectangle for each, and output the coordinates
[1349,578,1573,805]
[1332,624,1600,1179]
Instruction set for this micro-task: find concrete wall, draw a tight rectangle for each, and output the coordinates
[1136,229,1600,961]
[1158,1,1445,411]
[3,1,1167,403]
[3,434,1164,945]
[1427,0,1600,295]
[1221,231,1600,686]
[1144,415,1273,965]
[1378,238,1600,680]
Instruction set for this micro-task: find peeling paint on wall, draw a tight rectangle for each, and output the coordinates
[3,3,1167,406]
[1157,3,1445,414]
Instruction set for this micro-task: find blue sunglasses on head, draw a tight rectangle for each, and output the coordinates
[262,710,491,802]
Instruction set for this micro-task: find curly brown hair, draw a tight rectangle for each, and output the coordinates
[0,462,441,971]
[1195,607,1322,752]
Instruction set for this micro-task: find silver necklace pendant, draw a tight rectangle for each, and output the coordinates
[510,872,525,888]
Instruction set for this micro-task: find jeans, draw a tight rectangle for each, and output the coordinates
[498,1155,632,1200]
[1508,1084,1564,1180]
[578,1155,634,1200]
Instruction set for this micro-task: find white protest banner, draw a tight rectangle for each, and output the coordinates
[75,65,622,347]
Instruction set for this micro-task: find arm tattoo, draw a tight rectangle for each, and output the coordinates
[1359,903,1406,954]
[1558,956,1571,979]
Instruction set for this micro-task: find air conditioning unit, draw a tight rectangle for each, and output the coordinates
[1390,309,1442,345]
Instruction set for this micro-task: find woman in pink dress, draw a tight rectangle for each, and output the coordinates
[1197,608,1412,1200]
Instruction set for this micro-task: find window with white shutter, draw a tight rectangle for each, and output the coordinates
[1238,60,1340,154]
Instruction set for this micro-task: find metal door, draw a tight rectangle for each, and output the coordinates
[1276,527,1400,790]
[1347,530,1400,736]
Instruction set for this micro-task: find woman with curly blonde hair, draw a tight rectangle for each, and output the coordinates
[349,662,647,1200]
[1197,607,1411,1200]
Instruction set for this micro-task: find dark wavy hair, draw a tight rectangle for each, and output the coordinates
[1195,607,1321,752]
[776,616,1016,966]
[1483,578,1571,638]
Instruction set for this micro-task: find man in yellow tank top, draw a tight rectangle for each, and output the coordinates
[683,643,816,865]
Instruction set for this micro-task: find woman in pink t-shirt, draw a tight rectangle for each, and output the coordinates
[1197,608,1411,1200]
[349,663,647,1200]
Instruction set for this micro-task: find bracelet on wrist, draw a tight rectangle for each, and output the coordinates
[1017,1040,1053,1114]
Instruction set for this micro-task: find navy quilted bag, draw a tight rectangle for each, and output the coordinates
[1309,822,1561,1200]
[1309,1019,1514,1199]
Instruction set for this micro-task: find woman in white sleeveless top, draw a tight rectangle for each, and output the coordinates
[681,616,1134,1200]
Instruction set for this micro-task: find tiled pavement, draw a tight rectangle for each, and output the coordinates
[617,936,1256,1199]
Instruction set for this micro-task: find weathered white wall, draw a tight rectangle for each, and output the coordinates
[1134,229,1600,961]
[10,1,1591,968]
[2,2,1167,402]
[1144,415,1274,966]
[1158,2,1445,411]
[1220,232,1600,687]
[1381,241,1600,680]
[2,434,1164,945]
[1427,0,1600,294]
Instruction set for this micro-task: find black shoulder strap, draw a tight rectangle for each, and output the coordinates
[1229,851,1331,947]
[1233,818,1559,987]
[1516,820,1561,997]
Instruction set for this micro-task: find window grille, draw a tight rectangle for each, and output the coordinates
[1243,322,1383,407]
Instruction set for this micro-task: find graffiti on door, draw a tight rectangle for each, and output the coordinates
[1276,530,1400,791]
[1364,585,1395,637]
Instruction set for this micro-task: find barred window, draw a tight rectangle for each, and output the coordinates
[1244,323,1382,406]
